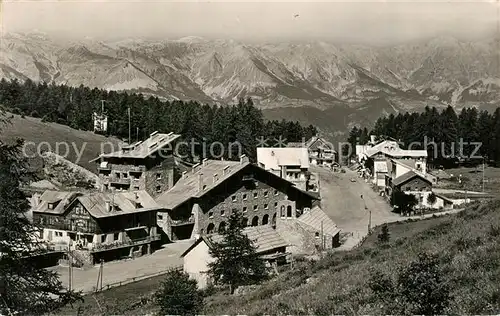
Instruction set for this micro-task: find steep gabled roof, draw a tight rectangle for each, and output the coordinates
[297,206,340,238]
[392,171,432,187]
[90,131,180,162]
[33,190,160,218]
[306,137,336,153]
[156,160,250,209]
[78,190,160,218]
[365,141,427,159]
[181,225,288,257]
[33,190,81,215]
[257,147,309,170]
[156,160,319,210]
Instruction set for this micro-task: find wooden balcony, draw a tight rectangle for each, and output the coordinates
[170,216,195,226]
[90,235,161,253]
[108,177,131,185]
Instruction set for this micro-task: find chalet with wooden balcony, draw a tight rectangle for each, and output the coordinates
[91,131,180,197]
[31,189,162,264]
[155,155,320,242]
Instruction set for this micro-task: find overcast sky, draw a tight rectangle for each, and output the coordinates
[1,0,498,45]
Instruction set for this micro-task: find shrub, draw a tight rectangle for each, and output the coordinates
[377,224,390,243]
[154,269,204,316]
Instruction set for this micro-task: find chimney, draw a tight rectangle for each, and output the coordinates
[223,165,230,176]
[105,201,111,212]
[182,171,187,179]
[198,173,203,192]
[240,154,248,164]
[370,135,376,144]
[33,193,40,207]
[213,173,218,183]
[192,163,200,173]
[202,158,208,166]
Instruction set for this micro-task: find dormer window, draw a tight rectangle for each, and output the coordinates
[48,203,54,210]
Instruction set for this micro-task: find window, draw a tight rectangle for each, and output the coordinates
[315,232,320,238]
[158,214,163,220]
[243,206,247,213]
[156,173,162,180]
[243,193,247,201]
[274,202,278,208]
[156,185,161,193]
[221,209,225,216]
[264,191,268,197]
[209,212,214,219]
[232,195,237,202]
[101,235,106,243]
[253,205,258,211]
[274,190,279,196]
[254,192,258,199]
[264,204,269,210]
[114,233,119,241]
[123,173,128,178]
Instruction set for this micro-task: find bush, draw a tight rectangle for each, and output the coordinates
[154,269,204,316]
[377,224,390,243]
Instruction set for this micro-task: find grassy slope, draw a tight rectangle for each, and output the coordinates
[435,166,500,194]
[58,200,500,315]
[0,114,123,173]
[204,200,500,315]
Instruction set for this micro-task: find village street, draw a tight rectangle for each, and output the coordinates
[52,240,192,294]
[313,166,401,248]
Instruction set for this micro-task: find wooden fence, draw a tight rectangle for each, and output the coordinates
[90,265,182,294]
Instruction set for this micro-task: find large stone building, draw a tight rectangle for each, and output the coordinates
[155,155,320,242]
[91,131,180,197]
[256,147,310,190]
[32,190,161,265]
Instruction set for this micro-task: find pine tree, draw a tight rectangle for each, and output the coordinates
[377,224,390,243]
[207,209,268,294]
[0,114,81,314]
[492,108,500,166]
[155,269,204,316]
[477,110,493,161]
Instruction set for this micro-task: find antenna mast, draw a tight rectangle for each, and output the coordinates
[128,106,131,145]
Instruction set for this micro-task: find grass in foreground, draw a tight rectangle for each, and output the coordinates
[435,166,500,194]
[55,200,500,315]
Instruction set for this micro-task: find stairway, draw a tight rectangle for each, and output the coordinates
[66,249,93,268]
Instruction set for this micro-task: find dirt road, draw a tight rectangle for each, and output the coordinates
[52,240,192,293]
[313,166,401,248]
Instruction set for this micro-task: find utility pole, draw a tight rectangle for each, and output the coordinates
[361,194,371,234]
[136,127,139,143]
[128,106,131,145]
[321,220,324,250]
[100,260,104,291]
[68,249,72,291]
[100,100,105,114]
[482,157,485,193]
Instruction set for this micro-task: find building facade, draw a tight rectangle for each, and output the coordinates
[181,225,289,289]
[288,136,337,167]
[32,190,161,265]
[91,131,180,197]
[155,156,319,242]
[256,147,310,190]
